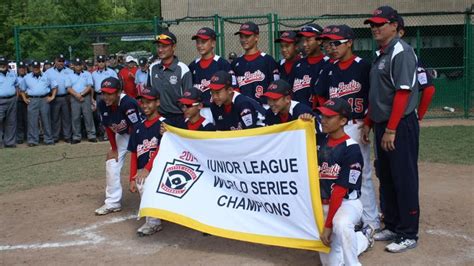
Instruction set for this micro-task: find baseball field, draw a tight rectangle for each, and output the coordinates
[1,120,473,265]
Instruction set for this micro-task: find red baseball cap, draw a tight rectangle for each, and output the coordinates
[101,77,121,94]
[364,6,400,25]
[208,71,232,90]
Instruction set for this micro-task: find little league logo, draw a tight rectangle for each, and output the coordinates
[157,159,203,198]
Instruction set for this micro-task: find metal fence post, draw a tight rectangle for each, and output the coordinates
[274,13,280,60]
[416,27,421,57]
[463,11,472,118]
[14,26,21,62]
[220,17,225,57]
[214,14,221,56]
[267,13,274,58]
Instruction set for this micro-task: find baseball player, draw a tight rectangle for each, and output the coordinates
[291,23,329,108]
[316,98,375,266]
[177,87,215,131]
[317,25,381,232]
[67,58,96,144]
[320,25,337,63]
[361,6,420,252]
[0,56,18,148]
[274,31,301,83]
[42,60,52,72]
[147,31,193,125]
[209,70,265,130]
[95,77,143,215]
[128,89,164,236]
[19,60,57,146]
[231,21,280,106]
[134,57,149,97]
[16,61,28,144]
[189,27,231,122]
[44,54,73,143]
[119,56,138,99]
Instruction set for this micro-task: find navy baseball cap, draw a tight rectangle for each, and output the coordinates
[101,77,121,94]
[192,27,216,40]
[138,87,160,100]
[275,31,298,43]
[56,54,66,61]
[234,21,259,35]
[364,6,399,25]
[0,56,7,65]
[397,16,405,31]
[72,58,83,65]
[208,71,232,90]
[320,24,355,40]
[43,59,51,65]
[138,57,148,66]
[154,31,177,45]
[96,55,107,62]
[317,98,352,119]
[85,59,93,66]
[178,87,202,105]
[18,61,27,68]
[264,80,291,100]
[298,23,323,37]
[31,61,41,68]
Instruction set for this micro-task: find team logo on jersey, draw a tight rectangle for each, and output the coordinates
[292,75,311,92]
[110,120,128,133]
[156,159,203,199]
[137,137,159,157]
[126,109,139,123]
[240,108,253,127]
[194,79,211,92]
[319,162,341,179]
[170,75,178,85]
[329,80,362,98]
[237,70,265,86]
[378,59,386,70]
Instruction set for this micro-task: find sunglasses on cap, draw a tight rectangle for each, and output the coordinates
[156,34,173,41]
[329,39,350,47]
[302,26,321,33]
[179,102,200,109]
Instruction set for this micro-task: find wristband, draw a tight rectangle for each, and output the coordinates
[385,128,396,135]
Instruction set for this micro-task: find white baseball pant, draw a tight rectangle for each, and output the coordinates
[344,120,380,229]
[104,133,129,209]
[319,199,369,266]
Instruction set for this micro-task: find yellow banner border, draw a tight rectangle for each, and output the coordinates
[146,120,328,252]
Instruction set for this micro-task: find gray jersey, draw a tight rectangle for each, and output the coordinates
[369,37,419,123]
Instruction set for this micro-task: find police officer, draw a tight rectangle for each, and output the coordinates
[16,61,28,144]
[134,57,149,96]
[19,60,56,146]
[0,56,18,148]
[43,60,52,72]
[45,54,73,143]
[67,58,96,144]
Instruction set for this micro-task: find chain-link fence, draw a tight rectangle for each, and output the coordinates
[13,11,473,118]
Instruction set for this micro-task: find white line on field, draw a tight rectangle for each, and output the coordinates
[426,229,474,242]
[0,214,136,251]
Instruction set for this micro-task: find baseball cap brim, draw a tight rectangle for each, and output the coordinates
[298,31,317,37]
[208,83,227,90]
[275,38,296,43]
[263,91,285,100]
[101,87,119,94]
[155,39,173,45]
[364,17,390,24]
[234,30,255,36]
[192,34,212,40]
[317,106,340,116]
[138,94,158,100]
[320,34,346,40]
[178,98,198,105]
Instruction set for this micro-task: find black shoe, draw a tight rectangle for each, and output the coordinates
[64,139,71,143]
[4,144,16,148]
[88,138,98,143]
[71,140,81,144]
[54,139,59,143]
[17,140,24,144]
[27,143,38,147]
[44,142,55,146]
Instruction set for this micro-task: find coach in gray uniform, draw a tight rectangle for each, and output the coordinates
[361,6,420,253]
[20,60,57,146]
[0,56,18,148]
[67,58,96,144]
[147,31,193,124]
[45,54,73,143]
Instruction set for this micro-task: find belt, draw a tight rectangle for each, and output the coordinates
[321,199,330,205]
[96,92,102,95]
[28,94,49,98]
[0,95,16,99]
[56,94,68,97]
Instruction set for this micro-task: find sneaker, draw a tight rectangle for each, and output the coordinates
[362,225,376,249]
[94,204,121,215]
[385,237,417,253]
[374,228,397,241]
[137,222,162,237]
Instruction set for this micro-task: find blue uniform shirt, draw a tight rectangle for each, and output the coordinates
[230,52,280,105]
[20,73,56,96]
[317,135,363,200]
[92,68,118,93]
[67,71,93,94]
[127,117,165,169]
[98,94,143,135]
[210,92,266,130]
[44,67,73,95]
[134,68,148,87]
[189,55,232,106]
[0,70,18,97]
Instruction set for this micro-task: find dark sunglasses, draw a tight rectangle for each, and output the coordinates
[97,60,106,63]
[369,22,389,28]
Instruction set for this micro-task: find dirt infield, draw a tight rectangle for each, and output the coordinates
[1,161,473,265]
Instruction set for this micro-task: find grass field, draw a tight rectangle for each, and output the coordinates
[0,125,472,195]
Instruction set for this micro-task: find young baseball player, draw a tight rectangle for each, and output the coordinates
[317,25,381,232]
[316,98,375,266]
[128,88,164,236]
[95,77,143,215]
[274,31,300,83]
[177,87,215,131]
[231,21,280,106]
[292,23,329,108]
[208,70,265,130]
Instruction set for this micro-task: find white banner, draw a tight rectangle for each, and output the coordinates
[139,120,329,252]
